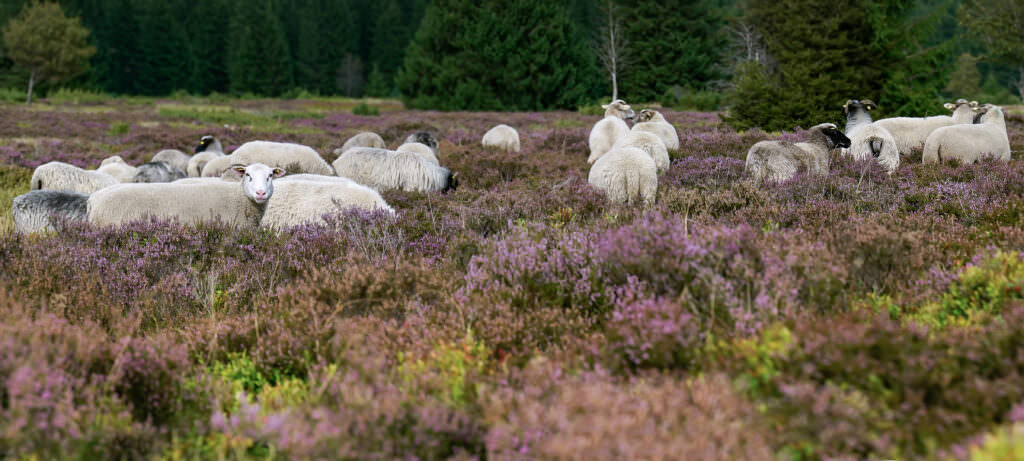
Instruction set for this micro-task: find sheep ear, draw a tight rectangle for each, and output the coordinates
[943,103,955,110]
[970,100,979,107]
[230,164,247,175]
[601,104,609,109]
[863,100,876,110]
[272,168,286,178]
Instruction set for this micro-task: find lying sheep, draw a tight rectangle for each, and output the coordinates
[588,146,658,207]
[332,147,458,193]
[12,190,89,234]
[187,135,225,177]
[482,124,521,152]
[133,161,187,183]
[745,123,851,184]
[31,161,119,194]
[872,99,977,156]
[405,131,439,153]
[842,99,899,173]
[261,176,395,229]
[334,132,386,156]
[202,141,334,177]
[631,109,679,151]
[395,142,439,165]
[97,155,138,182]
[922,104,1010,164]
[152,149,192,173]
[89,163,285,228]
[613,131,669,174]
[588,99,636,164]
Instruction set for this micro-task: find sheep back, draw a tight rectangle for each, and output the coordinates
[12,190,89,234]
[31,161,118,194]
[588,146,658,207]
[262,179,394,229]
[922,107,1010,164]
[332,148,454,192]
[482,124,521,152]
[87,182,263,228]
[335,132,387,155]
[588,117,630,164]
[615,131,669,174]
[203,141,333,177]
[188,151,226,177]
[152,149,192,173]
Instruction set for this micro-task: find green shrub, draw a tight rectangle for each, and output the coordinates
[936,252,1024,324]
[0,87,24,103]
[663,85,722,111]
[577,103,604,116]
[351,102,380,116]
[47,87,113,104]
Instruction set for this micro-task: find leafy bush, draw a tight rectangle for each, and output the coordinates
[351,102,380,116]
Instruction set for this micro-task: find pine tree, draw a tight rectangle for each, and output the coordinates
[398,0,597,111]
[227,0,294,95]
[294,0,356,94]
[134,0,194,95]
[615,0,729,102]
[188,0,231,94]
[368,0,405,93]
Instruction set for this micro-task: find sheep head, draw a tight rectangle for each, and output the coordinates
[811,123,851,149]
[602,99,635,121]
[635,108,664,123]
[230,163,285,205]
[196,135,221,153]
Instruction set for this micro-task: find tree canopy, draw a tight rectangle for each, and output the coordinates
[2,1,95,103]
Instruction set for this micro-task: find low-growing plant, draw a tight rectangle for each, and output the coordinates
[351,102,380,116]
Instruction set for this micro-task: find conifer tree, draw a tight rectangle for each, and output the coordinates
[228,0,293,96]
[188,0,231,94]
[134,0,194,95]
[368,0,405,94]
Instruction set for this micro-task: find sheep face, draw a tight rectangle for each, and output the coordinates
[405,131,439,150]
[442,171,459,194]
[816,124,851,149]
[196,135,219,153]
[842,99,876,114]
[231,163,285,204]
[635,108,661,123]
[602,99,635,121]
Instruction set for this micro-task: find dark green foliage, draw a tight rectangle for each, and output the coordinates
[615,0,728,103]
[293,0,356,94]
[368,0,405,94]
[946,52,982,97]
[398,0,598,111]
[227,0,293,96]
[187,0,231,94]
[133,0,193,95]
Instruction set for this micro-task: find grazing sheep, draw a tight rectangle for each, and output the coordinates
[842,99,899,173]
[614,130,670,174]
[88,163,285,228]
[922,104,1011,164]
[631,109,679,151]
[588,146,658,207]
[31,161,119,194]
[745,123,851,184]
[152,149,192,173]
[12,190,88,234]
[482,124,521,152]
[201,141,334,177]
[97,155,138,182]
[187,135,226,177]
[261,177,395,229]
[395,142,439,165]
[334,131,386,156]
[133,161,187,183]
[332,147,458,193]
[871,99,978,156]
[588,99,636,164]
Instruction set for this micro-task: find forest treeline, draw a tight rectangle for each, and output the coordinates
[0,0,1021,129]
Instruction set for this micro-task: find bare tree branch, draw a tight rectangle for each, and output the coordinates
[592,0,629,101]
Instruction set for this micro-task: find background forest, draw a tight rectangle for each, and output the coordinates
[0,0,1021,129]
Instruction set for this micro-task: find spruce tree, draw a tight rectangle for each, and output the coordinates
[227,0,293,96]
[398,0,597,111]
[369,0,405,93]
[188,0,231,94]
[294,0,356,94]
[134,0,194,95]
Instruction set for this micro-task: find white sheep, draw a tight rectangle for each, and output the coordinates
[871,99,977,156]
[201,141,333,177]
[31,161,119,194]
[334,132,386,156]
[588,99,636,164]
[404,131,440,156]
[613,130,670,174]
[395,142,439,165]
[481,124,521,152]
[745,123,851,184]
[922,103,1010,164]
[152,149,192,173]
[187,135,226,177]
[12,190,89,234]
[631,109,679,151]
[261,176,395,229]
[332,147,458,193]
[842,99,899,173]
[133,161,187,183]
[97,155,138,182]
[88,163,285,228]
[588,146,658,207]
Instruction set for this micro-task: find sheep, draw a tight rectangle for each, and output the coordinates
[745,123,851,184]
[261,176,395,229]
[481,124,521,152]
[88,163,285,228]
[97,155,138,182]
[12,190,88,234]
[613,130,670,174]
[841,99,899,173]
[588,146,658,207]
[31,161,119,194]
[404,131,439,153]
[588,99,636,164]
[922,104,1011,164]
[152,149,192,173]
[332,147,458,193]
[631,109,679,151]
[395,142,439,165]
[871,99,978,156]
[334,132,386,156]
[187,135,226,177]
[201,141,334,177]
[133,161,187,183]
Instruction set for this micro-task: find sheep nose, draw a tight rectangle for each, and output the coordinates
[255,190,267,199]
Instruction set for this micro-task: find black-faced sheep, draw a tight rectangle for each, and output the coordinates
[187,135,226,177]
[331,147,457,193]
[842,99,899,173]
[745,123,851,183]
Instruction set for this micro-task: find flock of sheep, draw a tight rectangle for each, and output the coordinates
[10,98,1013,234]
